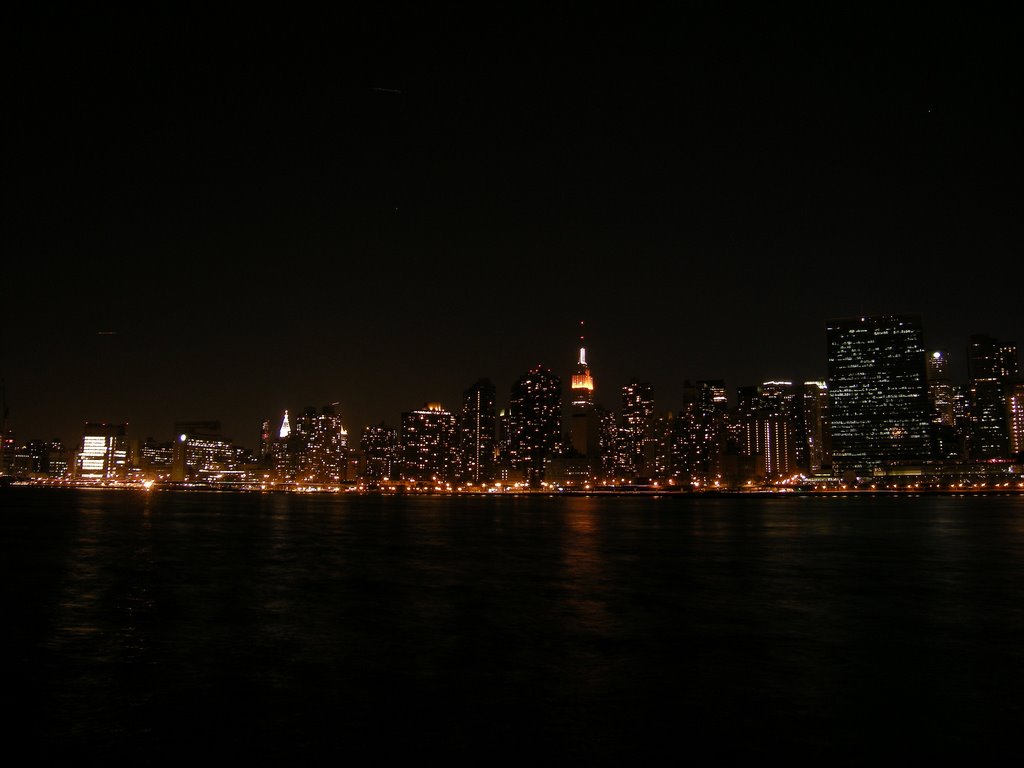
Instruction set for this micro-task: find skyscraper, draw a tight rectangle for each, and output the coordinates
[826,315,930,477]
[458,379,497,483]
[737,412,795,481]
[735,382,799,481]
[669,381,703,485]
[967,334,1019,459]
[400,403,457,482]
[801,381,831,475]
[508,366,562,485]
[1007,381,1024,458]
[293,405,349,484]
[697,380,729,484]
[596,405,618,480]
[271,410,297,480]
[759,381,807,473]
[620,379,655,477]
[570,324,594,410]
[652,411,675,478]
[258,419,273,460]
[568,325,599,465]
[360,422,398,481]
[926,351,960,459]
[926,351,955,427]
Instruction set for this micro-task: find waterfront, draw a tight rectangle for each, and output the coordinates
[4,488,1023,764]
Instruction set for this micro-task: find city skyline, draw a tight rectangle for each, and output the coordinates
[3,314,1022,492]
[2,316,1021,452]
[6,13,1021,452]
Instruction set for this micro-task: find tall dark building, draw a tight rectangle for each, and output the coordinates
[734,382,800,481]
[669,382,702,485]
[826,315,930,477]
[926,351,961,459]
[399,403,456,482]
[670,380,729,486]
[47,439,71,478]
[596,405,618,480]
[508,366,562,485]
[801,381,831,475]
[620,379,656,477]
[495,408,511,465]
[360,422,398,481]
[258,419,273,460]
[697,380,729,484]
[0,429,14,475]
[652,411,675,478]
[760,381,807,473]
[926,352,955,426]
[293,405,349,484]
[967,334,1019,459]
[458,379,497,483]
[1007,381,1024,458]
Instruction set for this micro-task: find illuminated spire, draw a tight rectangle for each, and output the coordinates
[571,320,594,403]
[279,410,291,439]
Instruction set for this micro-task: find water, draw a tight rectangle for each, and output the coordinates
[3,489,1023,764]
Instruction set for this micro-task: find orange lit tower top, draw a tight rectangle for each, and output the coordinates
[571,321,594,408]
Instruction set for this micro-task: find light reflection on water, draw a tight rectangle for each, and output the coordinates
[3,489,1023,764]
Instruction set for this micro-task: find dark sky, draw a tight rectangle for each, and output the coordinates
[5,9,1022,448]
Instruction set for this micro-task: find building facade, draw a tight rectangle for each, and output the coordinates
[75,422,129,481]
[171,422,239,484]
[400,403,457,482]
[458,379,497,483]
[1007,380,1024,457]
[293,405,350,485]
[619,379,656,478]
[925,351,961,459]
[508,366,562,485]
[967,334,1019,459]
[360,422,398,481]
[801,381,831,475]
[826,315,930,477]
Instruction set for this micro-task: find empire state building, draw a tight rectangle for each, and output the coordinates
[569,324,598,459]
[571,345,594,408]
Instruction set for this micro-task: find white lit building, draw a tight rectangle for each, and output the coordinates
[75,423,129,481]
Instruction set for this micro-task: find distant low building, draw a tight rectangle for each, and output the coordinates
[171,422,239,484]
[139,439,173,478]
[871,459,1022,485]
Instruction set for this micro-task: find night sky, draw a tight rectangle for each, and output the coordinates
[6,9,1021,448]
